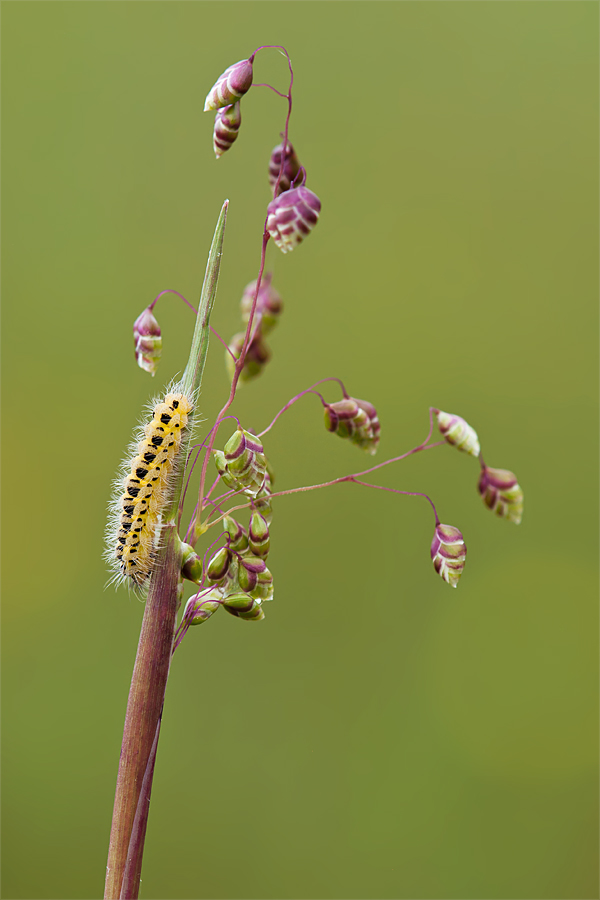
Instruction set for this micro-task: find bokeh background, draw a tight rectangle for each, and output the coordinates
[2,3,598,899]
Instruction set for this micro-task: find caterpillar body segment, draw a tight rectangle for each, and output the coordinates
[106,390,194,589]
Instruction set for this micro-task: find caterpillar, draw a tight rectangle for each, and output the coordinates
[106,390,194,589]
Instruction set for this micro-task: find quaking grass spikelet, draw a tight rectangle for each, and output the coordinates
[106,389,194,588]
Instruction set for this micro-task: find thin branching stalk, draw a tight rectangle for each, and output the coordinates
[105,42,524,898]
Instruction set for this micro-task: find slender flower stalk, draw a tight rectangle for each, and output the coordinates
[104,44,523,899]
[205,438,446,530]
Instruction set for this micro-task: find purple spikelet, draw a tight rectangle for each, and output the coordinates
[268,141,301,197]
[324,397,380,455]
[204,58,253,111]
[226,332,271,383]
[355,399,381,448]
[478,466,523,524]
[240,274,283,336]
[238,555,267,593]
[267,185,321,254]
[213,102,242,158]
[133,307,162,376]
[430,523,467,588]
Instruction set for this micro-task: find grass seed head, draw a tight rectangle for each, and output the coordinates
[204,58,253,112]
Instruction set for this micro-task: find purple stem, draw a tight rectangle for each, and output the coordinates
[211,327,237,359]
[201,475,225,508]
[200,486,239,519]
[194,231,269,527]
[351,479,439,524]
[117,717,162,899]
[291,166,307,189]
[203,497,228,516]
[104,526,181,900]
[258,377,348,437]
[149,288,197,314]
[187,415,243,543]
[198,408,444,538]
[179,441,213,527]
[253,83,289,99]
[183,501,200,543]
[149,288,233,358]
[349,439,446,481]
[172,587,216,650]
[179,415,241,533]
[200,530,229,576]
[214,439,445,528]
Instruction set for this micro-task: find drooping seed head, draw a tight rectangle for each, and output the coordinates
[249,564,274,602]
[478,466,524,524]
[222,591,265,621]
[240,275,283,336]
[355,399,381,452]
[324,397,380,454]
[324,397,356,436]
[133,307,162,376]
[238,554,267,593]
[225,332,271,383]
[252,460,274,524]
[213,102,242,158]
[254,487,273,525]
[268,140,301,197]
[204,58,253,111]
[222,515,249,552]
[214,427,268,498]
[434,409,480,457]
[181,542,203,584]
[206,546,233,583]
[184,592,222,626]
[225,426,265,470]
[266,185,321,254]
[223,590,256,611]
[249,511,270,558]
[430,523,467,588]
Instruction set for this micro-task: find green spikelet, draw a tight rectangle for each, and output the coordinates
[222,515,249,552]
[184,591,222,626]
[214,427,268,498]
[222,591,265,621]
[249,512,270,558]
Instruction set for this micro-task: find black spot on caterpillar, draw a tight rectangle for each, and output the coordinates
[105,390,194,589]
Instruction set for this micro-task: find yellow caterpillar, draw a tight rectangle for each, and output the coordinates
[107,391,193,588]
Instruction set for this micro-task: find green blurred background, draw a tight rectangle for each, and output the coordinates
[2,2,598,898]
